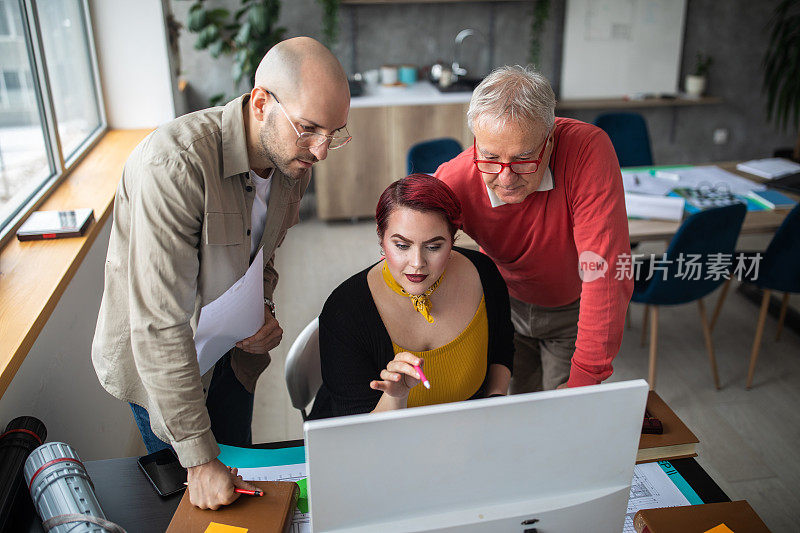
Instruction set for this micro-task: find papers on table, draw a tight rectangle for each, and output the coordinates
[737,157,800,179]
[621,165,769,220]
[623,462,694,533]
[668,165,766,195]
[625,193,685,221]
[194,250,265,375]
[238,463,310,533]
[622,171,679,196]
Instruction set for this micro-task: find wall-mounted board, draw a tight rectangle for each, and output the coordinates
[560,0,688,99]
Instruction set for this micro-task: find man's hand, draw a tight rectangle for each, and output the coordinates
[236,306,282,354]
[556,383,569,390]
[186,459,259,510]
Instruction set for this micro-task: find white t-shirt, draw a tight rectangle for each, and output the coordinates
[249,168,274,260]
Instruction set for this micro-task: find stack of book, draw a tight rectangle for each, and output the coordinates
[637,392,699,463]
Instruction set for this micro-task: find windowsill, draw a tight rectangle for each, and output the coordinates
[0,129,151,399]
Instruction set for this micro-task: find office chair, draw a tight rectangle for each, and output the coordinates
[407,138,463,175]
[708,204,800,389]
[284,317,321,420]
[633,203,747,390]
[593,112,654,168]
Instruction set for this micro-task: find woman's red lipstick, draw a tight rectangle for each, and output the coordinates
[405,274,428,283]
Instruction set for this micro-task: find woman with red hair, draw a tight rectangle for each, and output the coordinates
[309,174,514,419]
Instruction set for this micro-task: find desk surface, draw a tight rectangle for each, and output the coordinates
[456,161,796,247]
[19,449,727,532]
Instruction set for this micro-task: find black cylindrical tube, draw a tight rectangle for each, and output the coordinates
[0,416,47,532]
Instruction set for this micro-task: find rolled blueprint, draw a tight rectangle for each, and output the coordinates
[24,441,125,533]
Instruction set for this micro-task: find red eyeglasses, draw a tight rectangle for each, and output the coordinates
[472,130,551,175]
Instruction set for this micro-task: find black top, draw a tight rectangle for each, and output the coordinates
[308,247,515,420]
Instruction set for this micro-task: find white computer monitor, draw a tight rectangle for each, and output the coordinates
[304,379,648,533]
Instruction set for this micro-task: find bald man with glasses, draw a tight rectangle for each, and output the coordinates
[92,37,350,509]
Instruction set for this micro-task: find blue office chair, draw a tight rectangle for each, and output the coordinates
[731,204,800,389]
[407,138,463,175]
[633,203,747,390]
[593,112,654,168]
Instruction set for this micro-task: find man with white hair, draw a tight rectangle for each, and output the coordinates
[435,65,632,392]
[92,37,350,509]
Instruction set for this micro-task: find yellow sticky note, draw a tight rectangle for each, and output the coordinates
[204,523,248,533]
[704,524,734,533]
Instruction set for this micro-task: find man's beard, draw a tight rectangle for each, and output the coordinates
[259,115,315,180]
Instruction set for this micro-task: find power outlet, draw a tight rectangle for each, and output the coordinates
[713,128,729,145]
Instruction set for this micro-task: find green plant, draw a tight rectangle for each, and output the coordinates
[693,53,713,77]
[763,0,800,159]
[317,0,341,47]
[528,0,550,67]
[185,0,286,105]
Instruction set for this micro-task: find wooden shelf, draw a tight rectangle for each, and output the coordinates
[0,129,150,399]
[557,96,722,110]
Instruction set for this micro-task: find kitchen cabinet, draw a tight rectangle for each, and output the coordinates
[315,102,472,220]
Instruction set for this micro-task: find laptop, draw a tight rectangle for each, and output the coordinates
[304,379,648,532]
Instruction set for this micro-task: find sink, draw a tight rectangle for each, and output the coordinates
[435,77,482,93]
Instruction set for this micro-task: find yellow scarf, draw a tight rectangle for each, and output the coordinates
[382,262,445,324]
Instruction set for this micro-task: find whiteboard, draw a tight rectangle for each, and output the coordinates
[560,0,688,99]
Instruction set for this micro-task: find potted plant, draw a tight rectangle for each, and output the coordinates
[763,0,800,160]
[317,0,341,47]
[183,0,286,106]
[685,53,712,97]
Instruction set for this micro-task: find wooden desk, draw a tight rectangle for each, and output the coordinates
[627,161,796,242]
[17,446,727,532]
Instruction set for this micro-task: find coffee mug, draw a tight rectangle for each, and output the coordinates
[398,65,417,85]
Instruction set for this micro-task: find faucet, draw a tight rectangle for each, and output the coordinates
[452,29,486,79]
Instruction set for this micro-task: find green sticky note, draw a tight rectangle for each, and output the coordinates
[217,444,306,468]
[296,478,309,514]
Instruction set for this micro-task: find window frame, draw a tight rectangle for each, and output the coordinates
[0,0,107,247]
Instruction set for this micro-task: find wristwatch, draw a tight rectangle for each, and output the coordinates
[264,297,276,317]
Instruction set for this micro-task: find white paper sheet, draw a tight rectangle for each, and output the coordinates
[238,463,310,533]
[621,171,678,196]
[672,165,767,195]
[625,193,685,221]
[194,250,265,375]
[737,157,800,179]
[623,462,691,533]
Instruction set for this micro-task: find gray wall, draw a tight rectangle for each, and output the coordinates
[170,0,796,164]
[0,220,145,461]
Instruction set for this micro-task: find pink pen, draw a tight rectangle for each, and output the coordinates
[414,365,430,389]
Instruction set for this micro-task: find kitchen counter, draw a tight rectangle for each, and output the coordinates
[351,80,473,108]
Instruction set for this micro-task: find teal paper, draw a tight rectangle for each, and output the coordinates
[217,444,306,468]
[658,460,704,505]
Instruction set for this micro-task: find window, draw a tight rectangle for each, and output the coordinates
[0,0,105,239]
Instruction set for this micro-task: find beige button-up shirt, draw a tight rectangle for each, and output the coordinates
[92,95,309,467]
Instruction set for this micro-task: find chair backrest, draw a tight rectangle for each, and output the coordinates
[593,112,654,168]
[407,138,464,175]
[284,317,322,412]
[760,203,800,293]
[640,203,747,305]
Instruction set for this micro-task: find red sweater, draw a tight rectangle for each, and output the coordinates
[435,117,633,387]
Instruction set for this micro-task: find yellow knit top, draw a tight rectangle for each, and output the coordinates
[392,296,489,408]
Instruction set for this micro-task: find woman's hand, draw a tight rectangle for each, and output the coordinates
[370,352,423,399]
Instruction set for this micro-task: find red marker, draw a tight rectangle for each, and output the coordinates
[234,488,263,496]
[184,482,263,496]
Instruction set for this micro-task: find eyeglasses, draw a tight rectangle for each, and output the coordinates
[265,90,352,150]
[472,130,551,175]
